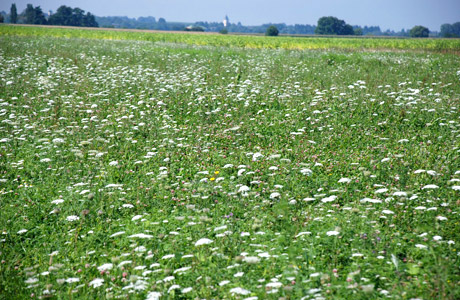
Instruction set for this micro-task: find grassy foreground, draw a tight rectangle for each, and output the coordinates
[0,29,460,299]
[1,24,460,52]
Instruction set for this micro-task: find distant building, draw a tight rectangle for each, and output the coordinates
[223,15,229,27]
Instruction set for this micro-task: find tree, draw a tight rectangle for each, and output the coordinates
[440,24,454,37]
[157,18,167,30]
[342,24,354,35]
[354,27,363,36]
[410,25,429,38]
[48,6,73,26]
[10,3,17,24]
[82,12,98,27]
[24,4,35,24]
[315,16,354,35]
[265,25,279,36]
[453,22,460,36]
[33,6,47,24]
[22,4,47,25]
[441,22,460,38]
[0,14,3,23]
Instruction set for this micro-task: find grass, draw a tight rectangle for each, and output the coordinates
[0,28,459,299]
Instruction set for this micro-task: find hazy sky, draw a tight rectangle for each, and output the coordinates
[1,0,459,31]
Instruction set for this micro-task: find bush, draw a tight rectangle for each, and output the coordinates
[265,25,279,36]
[219,28,228,34]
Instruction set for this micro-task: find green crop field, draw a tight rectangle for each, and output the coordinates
[2,24,460,52]
[0,25,459,299]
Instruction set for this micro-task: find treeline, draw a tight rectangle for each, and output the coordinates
[2,3,98,27]
[96,16,186,31]
[74,15,420,37]
[90,15,402,36]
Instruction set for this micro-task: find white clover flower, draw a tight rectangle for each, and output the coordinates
[145,291,161,300]
[110,231,125,237]
[295,231,311,237]
[230,287,251,295]
[252,152,263,161]
[97,263,113,271]
[174,266,191,274]
[52,138,65,144]
[66,215,80,222]
[338,177,351,183]
[219,280,230,286]
[393,191,407,197]
[360,198,382,204]
[238,185,250,193]
[321,195,337,203]
[270,192,280,199]
[89,278,104,288]
[422,184,439,189]
[25,277,38,284]
[243,256,260,264]
[326,231,340,236]
[195,238,213,246]
[129,233,153,239]
[300,168,313,175]
[131,215,142,221]
[374,188,388,194]
[168,285,181,293]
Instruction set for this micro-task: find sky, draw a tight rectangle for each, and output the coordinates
[1,0,459,31]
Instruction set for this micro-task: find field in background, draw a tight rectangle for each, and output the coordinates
[0,27,460,299]
[1,24,460,52]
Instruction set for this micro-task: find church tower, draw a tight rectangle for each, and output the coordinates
[223,15,229,27]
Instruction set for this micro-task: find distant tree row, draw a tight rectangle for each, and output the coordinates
[96,16,178,31]
[440,22,460,38]
[5,3,97,27]
[48,6,98,27]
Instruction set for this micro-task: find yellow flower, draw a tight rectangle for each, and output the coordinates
[210,177,215,181]
[214,171,219,175]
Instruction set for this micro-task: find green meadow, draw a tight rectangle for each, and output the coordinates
[0,25,459,299]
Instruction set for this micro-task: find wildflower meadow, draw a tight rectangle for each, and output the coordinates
[0,25,459,299]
